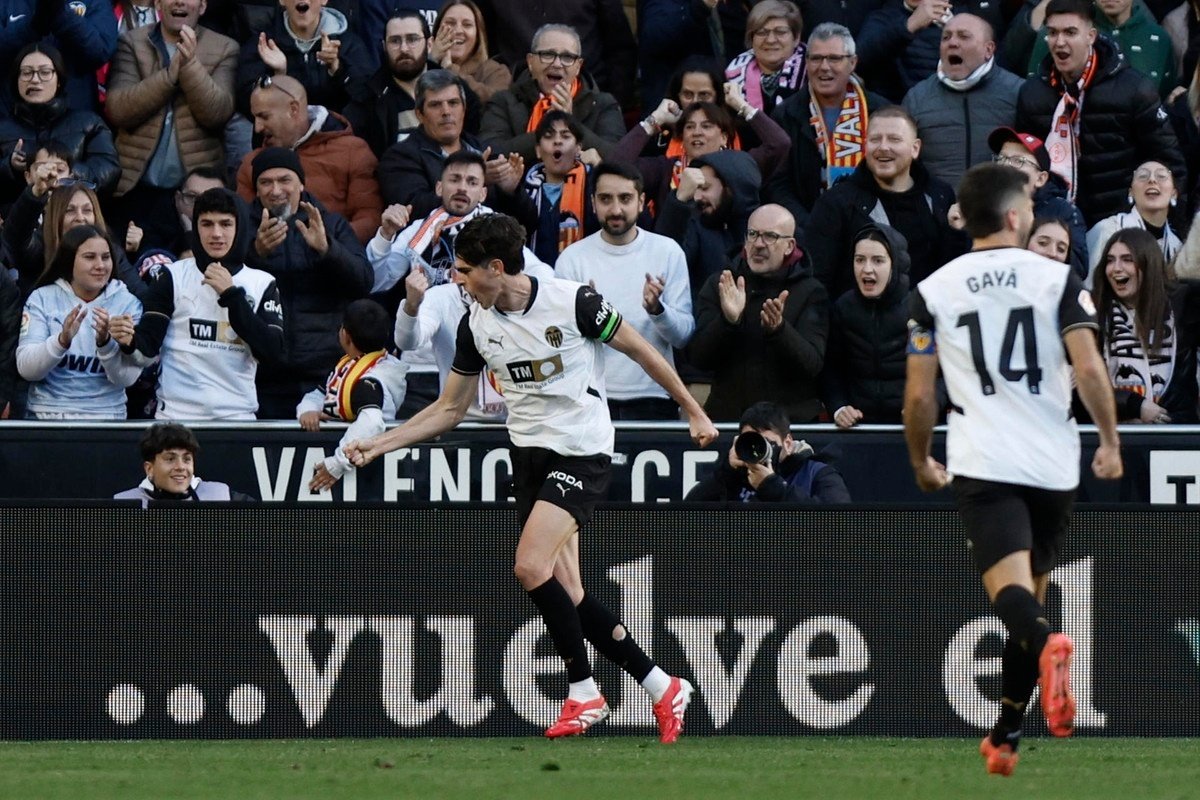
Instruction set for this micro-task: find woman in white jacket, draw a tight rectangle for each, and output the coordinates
[1086,161,1183,287]
[16,224,143,419]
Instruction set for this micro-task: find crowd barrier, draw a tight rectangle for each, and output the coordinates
[5,423,1200,503]
[2,504,1196,739]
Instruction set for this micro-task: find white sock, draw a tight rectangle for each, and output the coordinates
[567,678,602,702]
[641,667,671,702]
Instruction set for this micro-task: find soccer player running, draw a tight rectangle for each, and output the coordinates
[903,163,1123,776]
[346,213,719,742]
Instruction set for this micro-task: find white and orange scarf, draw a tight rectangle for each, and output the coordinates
[1046,50,1098,203]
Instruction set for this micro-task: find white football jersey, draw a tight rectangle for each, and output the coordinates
[452,277,619,456]
[910,247,1097,490]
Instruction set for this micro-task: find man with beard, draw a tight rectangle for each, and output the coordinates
[690,203,829,422]
[368,150,542,415]
[654,149,762,305]
[556,162,693,420]
[237,74,382,244]
[343,11,433,156]
[804,106,967,300]
[109,187,285,420]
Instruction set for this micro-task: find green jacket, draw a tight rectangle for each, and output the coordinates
[1025,4,1176,97]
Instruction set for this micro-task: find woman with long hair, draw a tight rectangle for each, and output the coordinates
[16,225,143,419]
[0,44,120,204]
[429,0,511,104]
[1092,228,1200,423]
[2,180,144,300]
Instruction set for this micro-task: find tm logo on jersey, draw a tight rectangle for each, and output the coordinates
[506,354,565,385]
[190,318,243,346]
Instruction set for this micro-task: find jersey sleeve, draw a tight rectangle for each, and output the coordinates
[1058,271,1099,334]
[348,376,384,414]
[450,313,485,376]
[575,284,623,342]
[906,287,938,355]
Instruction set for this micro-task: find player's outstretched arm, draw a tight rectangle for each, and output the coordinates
[903,352,950,492]
[605,321,718,447]
[1063,328,1123,480]
[344,370,477,468]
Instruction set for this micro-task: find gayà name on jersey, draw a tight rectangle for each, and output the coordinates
[965,268,1018,293]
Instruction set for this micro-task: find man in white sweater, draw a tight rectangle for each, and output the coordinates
[556,162,694,419]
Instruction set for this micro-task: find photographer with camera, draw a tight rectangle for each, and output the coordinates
[685,401,851,503]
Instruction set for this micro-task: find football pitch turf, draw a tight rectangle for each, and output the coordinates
[0,737,1195,799]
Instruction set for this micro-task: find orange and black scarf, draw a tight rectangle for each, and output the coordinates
[322,349,388,421]
[526,78,581,132]
[524,161,588,252]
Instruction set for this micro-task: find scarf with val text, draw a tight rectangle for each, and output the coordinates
[809,75,869,189]
[322,349,388,421]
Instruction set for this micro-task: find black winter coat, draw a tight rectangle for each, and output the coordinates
[245,192,373,383]
[0,97,120,205]
[821,223,911,423]
[691,249,830,423]
[1015,35,1185,228]
[234,8,374,116]
[684,442,852,503]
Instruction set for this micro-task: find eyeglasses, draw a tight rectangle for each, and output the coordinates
[752,26,793,41]
[993,153,1039,171]
[178,190,201,203]
[1133,168,1172,183]
[808,54,851,65]
[746,229,792,244]
[256,74,302,103]
[533,49,580,66]
[386,34,427,48]
[18,66,55,81]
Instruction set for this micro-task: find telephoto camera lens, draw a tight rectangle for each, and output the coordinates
[734,431,772,465]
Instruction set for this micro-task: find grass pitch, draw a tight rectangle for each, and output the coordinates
[0,737,1194,800]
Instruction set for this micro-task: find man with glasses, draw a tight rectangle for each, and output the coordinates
[902,14,1023,188]
[766,22,893,226]
[804,106,967,299]
[344,10,435,156]
[986,126,1087,277]
[690,203,830,422]
[170,166,227,260]
[1014,0,1183,226]
[480,24,625,163]
[106,0,237,253]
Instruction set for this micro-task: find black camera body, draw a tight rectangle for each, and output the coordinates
[734,430,774,465]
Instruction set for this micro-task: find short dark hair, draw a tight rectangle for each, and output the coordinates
[139,423,200,463]
[415,69,467,109]
[534,109,585,143]
[456,213,527,275]
[739,401,791,439]
[343,299,393,353]
[183,165,228,187]
[28,138,74,170]
[1045,0,1095,23]
[590,160,644,195]
[957,163,1029,239]
[442,149,486,177]
[677,101,736,144]
[192,187,240,226]
[385,8,431,39]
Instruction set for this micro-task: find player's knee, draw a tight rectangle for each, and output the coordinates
[513,558,548,589]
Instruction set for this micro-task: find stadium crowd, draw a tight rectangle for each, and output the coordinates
[2,0,1199,438]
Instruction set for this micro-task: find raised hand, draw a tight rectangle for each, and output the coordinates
[257,33,287,74]
[717,269,746,324]
[255,207,288,257]
[202,262,234,295]
[760,289,790,332]
[91,306,112,347]
[316,33,341,75]
[380,203,413,240]
[295,202,329,255]
[108,313,136,347]
[643,273,666,314]
[57,304,87,349]
[404,264,430,314]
